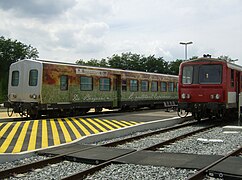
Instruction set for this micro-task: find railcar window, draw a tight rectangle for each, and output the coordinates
[151,81,158,92]
[60,75,68,91]
[122,80,127,91]
[80,76,93,91]
[241,75,242,88]
[168,82,174,92]
[182,66,193,84]
[11,71,19,86]
[100,78,110,91]
[141,80,149,92]
[29,69,38,86]
[161,82,167,92]
[199,65,222,84]
[130,79,138,92]
[231,69,234,87]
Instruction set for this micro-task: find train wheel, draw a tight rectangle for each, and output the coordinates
[194,112,201,121]
[95,107,102,113]
[177,109,188,118]
[7,108,14,117]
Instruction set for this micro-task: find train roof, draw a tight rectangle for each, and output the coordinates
[181,57,242,71]
[12,59,178,78]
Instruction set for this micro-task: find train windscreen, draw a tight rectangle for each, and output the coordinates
[182,64,222,84]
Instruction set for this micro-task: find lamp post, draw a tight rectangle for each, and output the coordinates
[180,41,193,60]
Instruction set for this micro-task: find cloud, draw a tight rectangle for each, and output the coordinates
[0,0,76,19]
[0,0,241,63]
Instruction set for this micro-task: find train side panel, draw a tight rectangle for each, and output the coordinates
[119,72,178,108]
[5,59,178,117]
[41,63,115,108]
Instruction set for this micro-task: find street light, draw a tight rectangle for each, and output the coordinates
[180,41,193,60]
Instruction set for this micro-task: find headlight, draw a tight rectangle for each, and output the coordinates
[210,94,214,99]
[215,94,220,100]
[186,94,191,99]
[181,93,186,99]
[30,94,38,99]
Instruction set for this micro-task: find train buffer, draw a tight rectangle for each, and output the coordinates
[164,101,177,112]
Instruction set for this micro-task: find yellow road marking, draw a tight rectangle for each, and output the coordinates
[93,118,115,130]
[0,122,21,153]
[0,123,2,127]
[42,120,48,148]
[57,118,72,143]
[12,121,31,153]
[111,120,129,127]
[120,120,136,126]
[71,118,91,136]
[102,119,123,129]
[0,122,13,138]
[64,118,82,139]
[50,119,60,145]
[28,120,39,151]
[86,118,107,132]
[79,118,99,134]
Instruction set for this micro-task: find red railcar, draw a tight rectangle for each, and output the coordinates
[178,56,242,120]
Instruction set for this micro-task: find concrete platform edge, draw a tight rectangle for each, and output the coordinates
[76,116,184,144]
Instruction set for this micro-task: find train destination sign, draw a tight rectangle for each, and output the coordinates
[76,68,108,76]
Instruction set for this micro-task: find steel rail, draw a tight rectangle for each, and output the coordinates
[62,124,217,179]
[0,116,193,178]
[0,118,211,179]
[187,146,242,180]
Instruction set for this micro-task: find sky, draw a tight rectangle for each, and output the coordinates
[0,0,241,64]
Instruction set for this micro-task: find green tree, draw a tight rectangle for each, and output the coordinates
[0,36,39,102]
[168,59,183,75]
[76,52,183,75]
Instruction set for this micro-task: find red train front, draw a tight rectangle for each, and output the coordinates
[178,56,242,120]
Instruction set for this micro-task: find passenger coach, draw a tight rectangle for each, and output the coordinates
[178,56,242,120]
[4,59,178,118]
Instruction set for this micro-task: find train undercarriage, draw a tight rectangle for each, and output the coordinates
[178,102,230,120]
[4,100,178,119]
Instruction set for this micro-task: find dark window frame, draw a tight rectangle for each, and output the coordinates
[130,79,138,92]
[199,65,222,84]
[151,81,158,92]
[60,75,68,91]
[168,82,174,92]
[80,76,93,91]
[141,80,149,92]
[29,69,38,86]
[122,80,127,91]
[99,77,111,91]
[231,69,234,87]
[11,70,19,86]
[182,65,193,84]
[161,81,167,92]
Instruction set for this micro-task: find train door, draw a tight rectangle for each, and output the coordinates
[236,71,241,105]
[113,75,121,107]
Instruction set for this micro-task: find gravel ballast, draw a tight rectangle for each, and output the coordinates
[85,164,197,180]
[0,155,47,171]
[159,127,242,155]
[9,160,93,180]
[116,125,205,150]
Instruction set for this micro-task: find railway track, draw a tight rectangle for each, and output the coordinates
[188,146,242,180]
[0,119,222,179]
